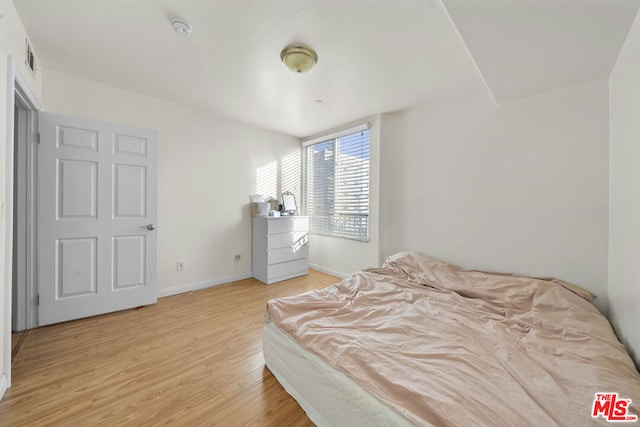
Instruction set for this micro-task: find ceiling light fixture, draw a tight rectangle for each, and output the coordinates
[280,44,318,74]
[171,19,193,37]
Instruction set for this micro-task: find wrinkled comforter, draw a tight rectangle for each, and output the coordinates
[265,252,640,426]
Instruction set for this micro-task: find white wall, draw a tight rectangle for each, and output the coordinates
[380,78,610,314]
[0,0,43,394]
[0,0,42,101]
[44,69,300,293]
[304,115,381,277]
[609,9,640,367]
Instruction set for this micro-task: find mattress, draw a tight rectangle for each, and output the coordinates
[264,251,640,426]
[263,321,415,427]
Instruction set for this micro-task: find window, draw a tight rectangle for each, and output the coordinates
[303,125,370,241]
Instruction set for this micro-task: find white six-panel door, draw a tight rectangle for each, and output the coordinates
[38,112,157,326]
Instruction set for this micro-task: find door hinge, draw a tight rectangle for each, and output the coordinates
[34,294,39,306]
[34,133,40,144]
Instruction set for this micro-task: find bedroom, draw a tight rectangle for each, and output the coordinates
[0,0,639,425]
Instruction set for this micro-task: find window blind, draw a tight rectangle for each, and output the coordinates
[303,128,370,241]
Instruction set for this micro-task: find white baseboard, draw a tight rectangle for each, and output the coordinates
[157,272,253,298]
[308,263,350,279]
[0,374,7,401]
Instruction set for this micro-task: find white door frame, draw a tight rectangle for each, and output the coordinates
[13,76,39,332]
[3,55,42,391]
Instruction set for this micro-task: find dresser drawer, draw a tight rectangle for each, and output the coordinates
[267,217,309,235]
[253,216,309,285]
[267,245,308,265]
[267,232,308,250]
[267,258,308,281]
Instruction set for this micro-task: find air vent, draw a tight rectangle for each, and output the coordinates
[25,39,36,77]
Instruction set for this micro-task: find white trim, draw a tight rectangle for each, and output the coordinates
[14,68,42,111]
[12,101,38,332]
[308,263,350,279]
[4,56,16,390]
[0,374,7,401]
[3,56,42,394]
[156,272,253,298]
[301,122,371,147]
[24,109,38,330]
[12,106,26,332]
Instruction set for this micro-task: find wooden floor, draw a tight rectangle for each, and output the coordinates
[10,330,29,365]
[0,270,339,426]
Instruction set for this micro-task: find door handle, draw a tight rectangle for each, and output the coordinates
[140,224,158,231]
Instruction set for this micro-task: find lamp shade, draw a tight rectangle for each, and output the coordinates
[280,45,318,74]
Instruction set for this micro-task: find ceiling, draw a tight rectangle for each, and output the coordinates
[443,0,640,103]
[13,0,640,137]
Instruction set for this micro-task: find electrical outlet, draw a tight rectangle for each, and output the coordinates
[234,253,241,261]
[176,260,184,271]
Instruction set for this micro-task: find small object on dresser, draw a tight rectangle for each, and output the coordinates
[281,192,297,215]
[265,197,280,211]
[251,202,270,216]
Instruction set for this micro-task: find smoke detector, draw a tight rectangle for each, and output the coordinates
[171,19,193,37]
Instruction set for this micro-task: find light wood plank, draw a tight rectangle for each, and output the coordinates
[0,270,339,426]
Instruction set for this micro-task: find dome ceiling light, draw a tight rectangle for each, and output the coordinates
[280,44,318,74]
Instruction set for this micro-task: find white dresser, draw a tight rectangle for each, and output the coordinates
[252,216,309,285]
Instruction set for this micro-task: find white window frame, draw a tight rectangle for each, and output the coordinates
[301,122,371,241]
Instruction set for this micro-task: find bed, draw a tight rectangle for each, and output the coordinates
[263,252,640,426]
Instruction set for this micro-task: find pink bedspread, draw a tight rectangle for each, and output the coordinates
[265,252,640,426]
